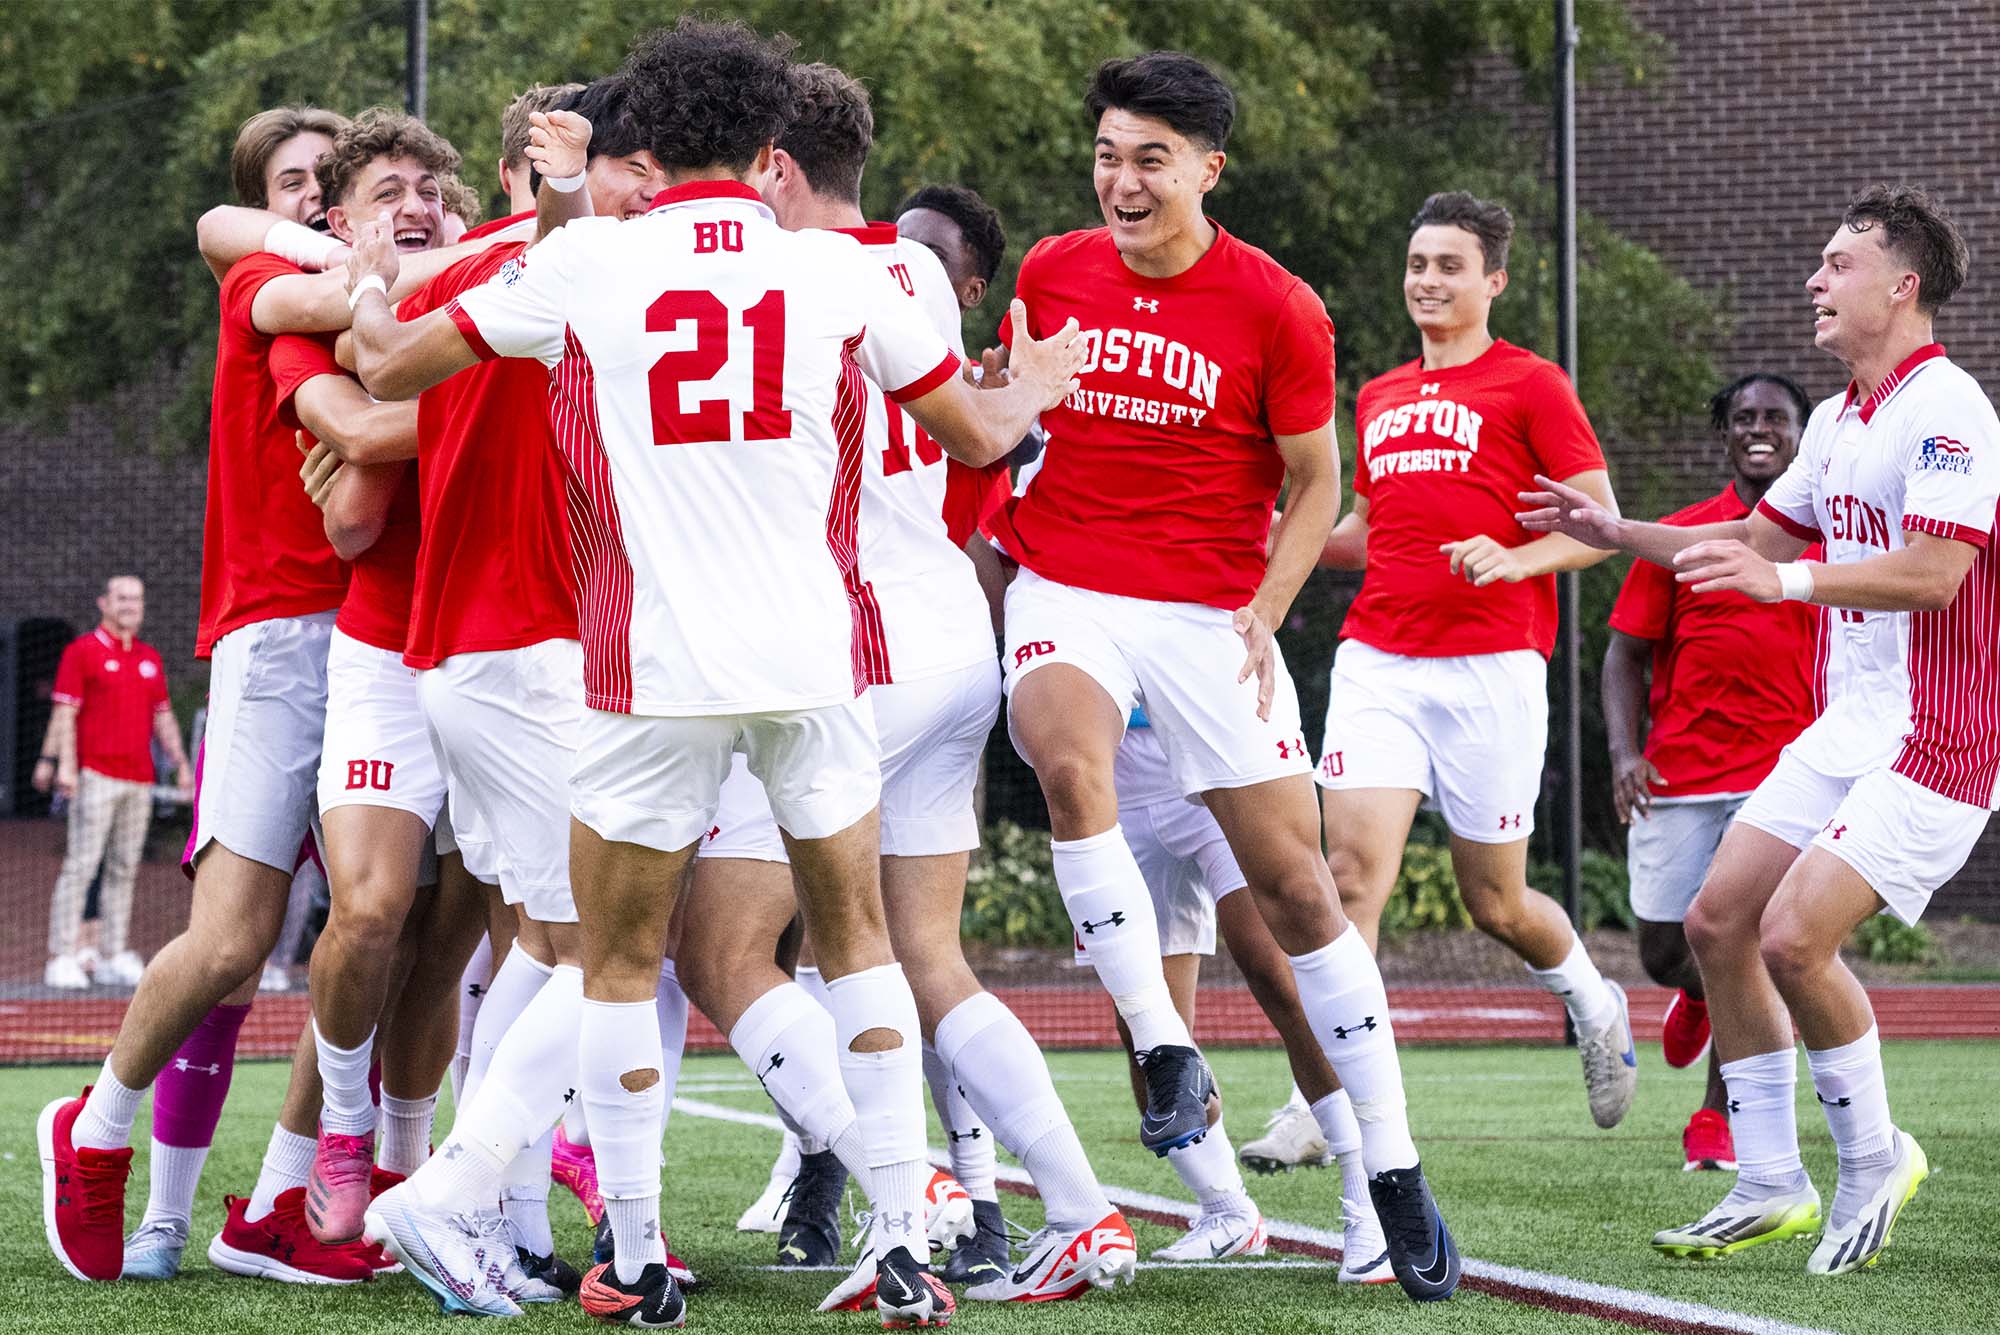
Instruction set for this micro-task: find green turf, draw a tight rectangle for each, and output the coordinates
[3,1043,1996,1334]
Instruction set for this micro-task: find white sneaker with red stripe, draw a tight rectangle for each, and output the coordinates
[963,1212,1137,1302]
[1150,1206,1266,1261]
[923,1171,974,1255]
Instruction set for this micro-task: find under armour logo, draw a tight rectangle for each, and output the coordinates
[1498,813,1522,831]
[1817,1093,1852,1108]
[1133,297,1159,313]
[443,1143,464,1160]
[1331,1016,1378,1040]
[895,1211,916,1232]
[948,1128,984,1143]
[467,982,486,999]
[562,1087,577,1104]
[1727,1099,1741,1114]
[1421,382,1441,395]
[1080,912,1126,934]
[757,1052,785,1086]
[644,1219,658,1240]
[1275,735,1306,760]
[705,824,720,842]
[171,1059,221,1076]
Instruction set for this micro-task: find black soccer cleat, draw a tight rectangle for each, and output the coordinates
[1368,1163,1460,1302]
[875,1244,955,1327]
[1135,1044,1218,1156]
[594,1213,615,1266]
[777,1149,847,1266]
[581,1260,686,1328]
[520,1246,582,1297]
[940,1198,1009,1286]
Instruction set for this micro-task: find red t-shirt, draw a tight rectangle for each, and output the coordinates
[985,224,1335,609]
[1608,484,1824,797]
[51,628,170,783]
[270,332,420,654]
[196,255,349,657]
[1342,340,1605,658]
[399,232,580,669]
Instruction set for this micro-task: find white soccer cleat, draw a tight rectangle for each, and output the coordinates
[1237,1102,1330,1175]
[816,1228,882,1312]
[964,1212,1137,1302]
[1577,980,1639,1129]
[362,1186,524,1317]
[1149,1207,1267,1261]
[43,954,90,991]
[923,1170,975,1255]
[121,1218,189,1281]
[98,949,145,987]
[1337,1191,1394,1283]
[735,1163,794,1234]
[1808,1131,1929,1276]
[1652,1180,1823,1260]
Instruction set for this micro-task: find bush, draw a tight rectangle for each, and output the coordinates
[1379,842,1474,935]
[962,820,1069,948]
[1530,849,1636,932]
[1848,915,1937,966]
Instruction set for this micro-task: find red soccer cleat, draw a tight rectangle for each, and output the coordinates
[207,1188,381,1283]
[1682,1108,1738,1173]
[38,1087,131,1282]
[553,1127,605,1225]
[305,1127,375,1244]
[1661,989,1712,1069]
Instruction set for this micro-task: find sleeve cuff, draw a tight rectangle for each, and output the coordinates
[886,350,961,404]
[50,692,82,707]
[1756,497,1823,541]
[446,299,500,362]
[1905,514,1991,549]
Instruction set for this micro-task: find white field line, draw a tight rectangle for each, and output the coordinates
[671,1096,1840,1335]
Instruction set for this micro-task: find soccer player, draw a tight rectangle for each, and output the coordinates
[985,51,1457,1301]
[897,183,1006,314]
[345,18,1086,1325]
[1601,371,1820,1172]
[1522,184,1997,1274]
[1314,190,1637,1132]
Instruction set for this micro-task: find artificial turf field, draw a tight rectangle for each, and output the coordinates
[3,1043,1996,1335]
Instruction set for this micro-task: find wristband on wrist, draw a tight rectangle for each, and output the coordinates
[544,169,587,194]
[1775,561,1815,602]
[347,273,388,310]
[264,218,344,269]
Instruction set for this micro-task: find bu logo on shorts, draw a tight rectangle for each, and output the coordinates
[1012,640,1055,668]
[345,759,396,792]
[1320,750,1345,778]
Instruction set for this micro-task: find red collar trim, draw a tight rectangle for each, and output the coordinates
[651,180,765,210]
[832,222,900,247]
[462,210,533,240]
[94,627,132,651]
[1844,343,1946,424]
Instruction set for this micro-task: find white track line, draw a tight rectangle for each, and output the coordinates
[672,1096,1839,1335]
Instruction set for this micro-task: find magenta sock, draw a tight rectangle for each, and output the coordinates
[152,1003,251,1149]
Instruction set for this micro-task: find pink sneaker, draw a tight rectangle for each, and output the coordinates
[305,1128,376,1245]
[552,1127,604,1224]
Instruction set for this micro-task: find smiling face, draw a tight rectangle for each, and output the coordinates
[263,131,335,227]
[588,147,670,220]
[327,153,445,252]
[1806,222,1915,361]
[1404,224,1505,341]
[1092,108,1223,262]
[1721,380,1803,486]
[898,206,984,310]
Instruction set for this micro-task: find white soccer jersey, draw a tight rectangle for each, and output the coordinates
[840,225,998,684]
[448,182,959,715]
[1757,345,2000,807]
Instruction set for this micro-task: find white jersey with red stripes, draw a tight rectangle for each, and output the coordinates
[448,181,958,716]
[1756,344,2000,807]
[837,224,995,684]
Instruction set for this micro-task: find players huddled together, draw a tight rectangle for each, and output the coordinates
[34,12,1998,1327]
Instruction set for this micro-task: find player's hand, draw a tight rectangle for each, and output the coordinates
[55,758,78,801]
[1002,300,1085,410]
[1517,473,1623,550]
[172,762,193,798]
[1673,539,1780,600]
[526,109,592,184]
[1441,534,1532,586]
[345,216,400,297]
[30,756,53,794]
[970,343,1011,389]
[298,431,342,510]
[1232,604,1279,721]
[1611,751,1664,823]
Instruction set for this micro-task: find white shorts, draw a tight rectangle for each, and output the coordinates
[574,695,879,854]
[188,612,335,874]
[317,630,447,824]
[1117,792,1246,957]
[700,755,788,864]
[433,798,500,886]
[421,639,583,923]
[1317,639,1547,843]
[1626,795,1749,923]
[1002,569,1309,796]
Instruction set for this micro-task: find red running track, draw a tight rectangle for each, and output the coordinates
[5,983,1997,1065]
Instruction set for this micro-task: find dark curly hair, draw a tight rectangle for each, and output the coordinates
[777,63,873,204]
[1842,183,1969,315]
[897,184,1006,284]
[527,76,649,194]
[1707,372,1810,433]
[315,106,460,208]
[622,15,798,173]
[1085,51,1234,153]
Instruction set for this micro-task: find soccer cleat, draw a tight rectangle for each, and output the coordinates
[580,1260,687,1328]
[1150,1207,1267,1261]
[1661,989,1712,1069]
[305,1126,376,1244]
[38,1087,131,1282]
[1337,1191,1394,1284]
[924,1171,976,1255]
[1652,1180,1822,1259]
[1808,1131,1928,1276]
[121,1217,189,1280]
[553,1126,605,1225]
[940,1199,1009,1286]
[208,1190,379,1284]
[507,1239,580,1303]
[1682,1108,1738,1172]
[45,954,92,990]
[1368,1163,1460,1301]
[98,949,146,987]
[361,1185,523,1315]
[260,963,292,992]
[736,1156,794,1233]
[777,1149,846,1265]
[665,1248,697,1292]
[875,1245,956,1328]
[1577,980,1639,1129]
[595,1213,614,1266]
[964,1211,1137,1302]
[1238,1101,1331,1175]
[1134,1045,1218,1155]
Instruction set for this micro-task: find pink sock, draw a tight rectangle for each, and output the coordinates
[152,1003,250,1148]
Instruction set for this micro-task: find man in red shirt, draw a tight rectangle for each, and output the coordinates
[1315,191,1637,1134]
[1603,372,1819,1172]
[37,576,191,991]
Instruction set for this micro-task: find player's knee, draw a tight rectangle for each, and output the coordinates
[1459,880,1523,939]
[1034,752,1113,823]
[1636,922,1694,986]
[1756,914,1819,990]
[619,1067,660,1093]
[327,886,411,953]
[848,1025,903,1054]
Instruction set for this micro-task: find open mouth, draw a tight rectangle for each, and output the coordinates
[1413,296,1449,312]
[1743,443,1776,459]
[1112,206,1152,225]
[394,227,432,251]
[1814,304,1836,325]
[306,211,329,232]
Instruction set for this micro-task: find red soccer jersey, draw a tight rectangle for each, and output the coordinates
[196,254,349,657]
[1607,484,1824,797]
[1342,340,1606,658]
[51,628,170,783]
[985,224,1336,609]
[399,232,579,669]
[270,332,420,654]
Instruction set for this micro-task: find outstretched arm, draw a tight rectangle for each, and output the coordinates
[1517,472,1806,568]
[1443,469,1620,586]
[1677,528,1975,611]
[345,218,481,400]
[900,299,1085,469]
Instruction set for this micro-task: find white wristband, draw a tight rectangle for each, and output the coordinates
[264,219,344,269]
[544,169,587,194]
[346,274,388,311]
[1775,561,1815,602]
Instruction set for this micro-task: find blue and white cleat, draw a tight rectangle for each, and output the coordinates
[1578,980,1639,1129]
[363,1185,523,1317]
[1369,1164,1459,1302]
[1135,1045,1217,1156]
[121,1218,188,1280]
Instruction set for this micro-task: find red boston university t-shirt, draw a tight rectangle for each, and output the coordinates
[270,332,421,654]
[196,254,349,657]
[1343,340,1605,659]
[51,628,170,783]
[986,224,1335,609]
[1608,484,1823,797]
[400,230,580,669]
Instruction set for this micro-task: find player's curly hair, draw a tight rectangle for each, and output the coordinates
[622,15,799,173]
[1843,184,1969,314]
[230,106,348,208]
[438,174,481,226]
[1707,372,1810,433]
[897,184,1006,284]
[526,76,651,194]
[1085,51,1234,153]
[777,63,873,205]
[314,107,461,208]
[1410,191,1513,274]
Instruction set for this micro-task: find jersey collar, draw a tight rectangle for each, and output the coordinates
[462,209,533,240]
[1843,342,1946,424]
[650,179,769,212]
[831,221,900,247]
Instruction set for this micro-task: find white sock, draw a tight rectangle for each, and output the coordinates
[378,1092,436,1175]
[411,1129,504,1212]
[1721,1047,1807,1191]
[935,990,1109,1229]
[1807,1027,1896,1228]
[794,964,833,1012]
[464,944,554,1109]
[501,1128,556,1256]
[1288,927,1418,1174]
[75,1060,144,1151]
[314,1021,377,1138]
[1527,933,1617,1029]
[729,982,858,1149]
[1051,828,1189,1051]
[1168,1118,1250,1212]
[451,964,582,1171]
[451,935,494,1108]
[581,997,666,1283]
[1310,1088,1363,1157]
[655,958,689,1135]
[140,1141,209,1229]
[823,963,927,1254]
[247,1125,315,1222]
[924,1042,997,1202]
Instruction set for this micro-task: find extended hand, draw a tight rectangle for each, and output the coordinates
[344,216,400,297]
[1232,604,1279,721]
[1673,539,1781,601]
[1612,752,1665,823]
[1441,534,1532,586]
[527,109,592,183]
[1517,473,1622,550]
[1002,299,1084,410]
